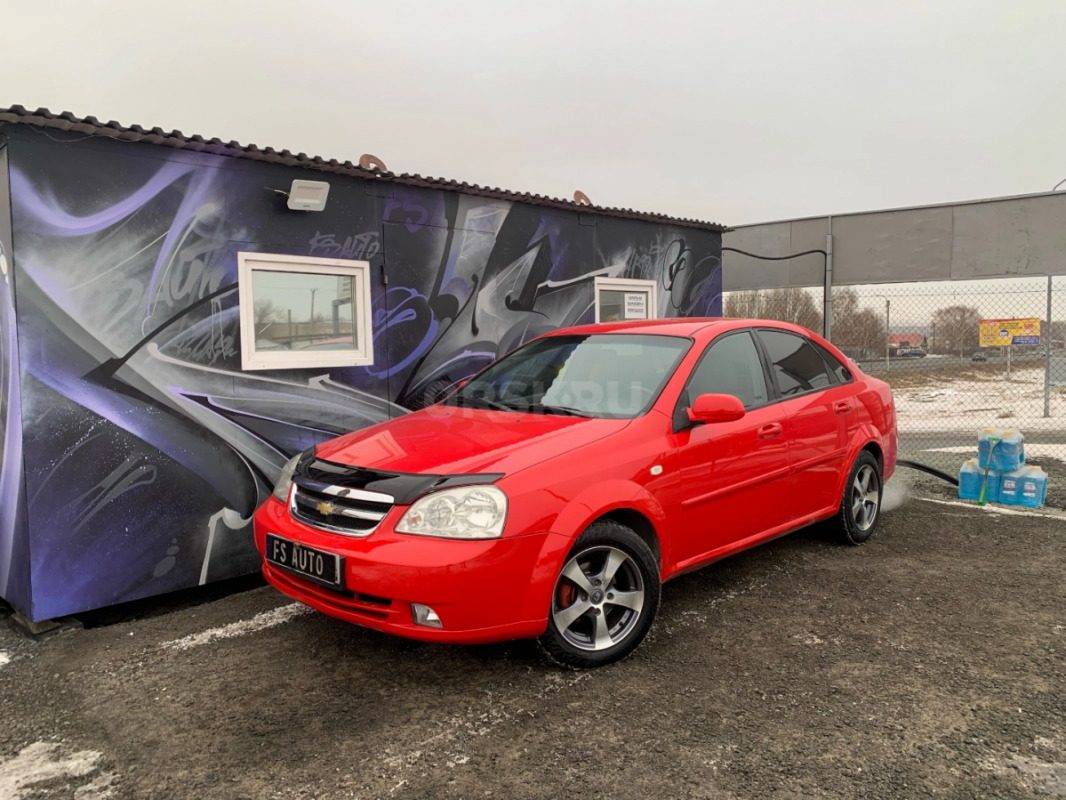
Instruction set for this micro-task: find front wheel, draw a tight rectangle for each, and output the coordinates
[538,521,661,669]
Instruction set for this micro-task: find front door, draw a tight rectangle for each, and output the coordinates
[670,330,792,567]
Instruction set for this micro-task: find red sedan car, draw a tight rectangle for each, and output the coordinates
[254,318,897,668]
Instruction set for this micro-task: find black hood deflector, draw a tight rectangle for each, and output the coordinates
[296,451,503,506]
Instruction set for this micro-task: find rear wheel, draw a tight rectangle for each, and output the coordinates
[538,521,660,669]
[834,450,883,545]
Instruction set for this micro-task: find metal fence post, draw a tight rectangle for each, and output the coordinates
[885,299,890,372]
[1045,275,1053,418]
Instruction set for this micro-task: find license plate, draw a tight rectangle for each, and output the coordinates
[265,534,344,590]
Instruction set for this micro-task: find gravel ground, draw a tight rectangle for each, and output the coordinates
[1,496,1065,800]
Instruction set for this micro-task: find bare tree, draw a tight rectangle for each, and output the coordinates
[724,288,823,333]
[932,305,981,357]
[254,299,281,333]
[830,288,885,357]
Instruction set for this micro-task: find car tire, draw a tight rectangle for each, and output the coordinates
[833,450,883,546]
[537,521,661,670]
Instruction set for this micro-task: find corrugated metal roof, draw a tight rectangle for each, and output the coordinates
[0,105,728,233]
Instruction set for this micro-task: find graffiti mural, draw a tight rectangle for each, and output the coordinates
[0,130,721,621]
[0,143,32,616]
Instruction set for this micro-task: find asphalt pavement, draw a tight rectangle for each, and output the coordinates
[1,490,1064,800]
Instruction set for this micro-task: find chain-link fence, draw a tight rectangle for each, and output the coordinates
[724,276,1066,507]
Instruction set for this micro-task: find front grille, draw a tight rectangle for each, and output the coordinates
[289,477,394,537]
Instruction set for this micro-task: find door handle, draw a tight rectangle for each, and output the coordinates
[833,400,853,415]
[758,422,783,439]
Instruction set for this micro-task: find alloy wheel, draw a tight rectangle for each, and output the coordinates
[551,546,645,652]
[851,464,880,531]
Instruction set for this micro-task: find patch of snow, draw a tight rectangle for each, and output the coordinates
[984,753,1066,797]
[0,652,9,668]
[918,497,1066,520]
[75,771,117,799]
[0,742,105,800]
[161,603,312,651]
[895,366,1066,435]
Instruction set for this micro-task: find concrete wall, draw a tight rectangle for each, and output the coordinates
[0,128,722,620]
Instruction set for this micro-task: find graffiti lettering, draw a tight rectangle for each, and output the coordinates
[308,231,381,260]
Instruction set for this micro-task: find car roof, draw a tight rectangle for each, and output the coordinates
[546,317,815,339]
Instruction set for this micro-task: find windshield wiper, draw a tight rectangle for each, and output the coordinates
[451,395,514,412]
[520,403,594,418]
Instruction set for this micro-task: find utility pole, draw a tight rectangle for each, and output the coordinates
[308,287,318,341]
[824,218,833,341]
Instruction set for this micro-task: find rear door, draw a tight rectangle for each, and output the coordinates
[754,329,851,522]
[670,330,793,566]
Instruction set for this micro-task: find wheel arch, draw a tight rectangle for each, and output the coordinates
[836,427,888,504]
[596,508,662,569]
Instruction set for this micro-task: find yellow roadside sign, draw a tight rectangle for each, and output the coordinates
[979,318,1041,347]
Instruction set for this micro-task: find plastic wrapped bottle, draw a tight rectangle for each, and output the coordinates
[959,460,1001,503]
[995,429,1025,472]
[958,459,982,500]
[977,428,1001,469]
[1019,466,1048,509]
[999,467,1028,505]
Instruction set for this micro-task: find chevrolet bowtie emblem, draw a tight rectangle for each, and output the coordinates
[316,501,336,516]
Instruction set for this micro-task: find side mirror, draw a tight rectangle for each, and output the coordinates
[686,393,745,424]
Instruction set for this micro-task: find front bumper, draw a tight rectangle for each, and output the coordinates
[253,496,568,644]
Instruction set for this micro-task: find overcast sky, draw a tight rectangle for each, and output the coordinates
[4,0,1065,228]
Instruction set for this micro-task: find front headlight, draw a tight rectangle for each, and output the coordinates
[272,453,303,502]
[395,485,508,539]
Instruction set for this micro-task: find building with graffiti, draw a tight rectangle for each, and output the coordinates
[0,106,725,622]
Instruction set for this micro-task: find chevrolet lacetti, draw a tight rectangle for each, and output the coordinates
[254,318,897,668]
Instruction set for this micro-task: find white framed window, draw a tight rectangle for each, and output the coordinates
[237,252,374,371]
[594,277,658,323]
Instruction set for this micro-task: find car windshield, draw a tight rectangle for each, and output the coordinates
[443,334,691,419]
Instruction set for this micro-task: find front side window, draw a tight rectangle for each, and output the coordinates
[238,253,374,370]
[758,329,833,396]
[444,334,691,419]
[685,331,769,409]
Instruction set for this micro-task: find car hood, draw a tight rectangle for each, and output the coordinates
[313,404,631,477]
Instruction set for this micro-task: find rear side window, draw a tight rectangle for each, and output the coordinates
[810,340,853,384]
[686,332,769,409]
[758,330,833,396]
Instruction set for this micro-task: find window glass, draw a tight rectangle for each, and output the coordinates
[238,252,373,371]
[686,332,769,409]
[446,334,690,419]
[251,270,356,352]
[598,289,650,322]
[809,340,853,383]
[759,330,833,396]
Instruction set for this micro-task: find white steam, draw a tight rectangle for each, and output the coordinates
[882,480,908,513]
